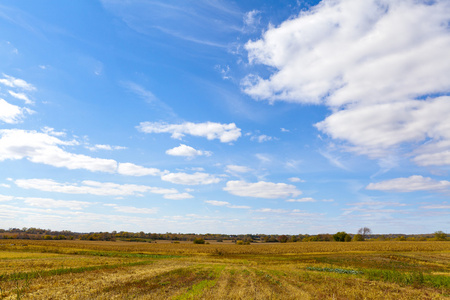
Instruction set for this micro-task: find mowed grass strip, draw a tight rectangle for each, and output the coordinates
[174,265,225,299]
[101,265,223,299]
[0,260,155,282]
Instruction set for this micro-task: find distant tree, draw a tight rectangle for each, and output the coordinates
[317,234,333,242]
[303,236,319,242]
[358,227,372,239]
[278,235,288,243]
[352,234,364,242]
[434,231,447,241]
[333,232,350,242]
[267,236,278,243]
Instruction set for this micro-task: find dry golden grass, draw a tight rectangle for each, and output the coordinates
[0,240,449,299]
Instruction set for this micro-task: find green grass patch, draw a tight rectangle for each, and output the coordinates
[174,279,217,300]
[364,268,450,289]
[174,265,225,299]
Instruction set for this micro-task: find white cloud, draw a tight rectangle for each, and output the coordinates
[205,200,250,209]
[165,144,212,157]
[20,197,91,210]
[164,193,194,200]
[254,208,289,213]
[244,0,450,105]
[0,74,35,91]
[86,144,127,151]
[111,205,158,214]
[0,129,163,176]
[251,134,273,143]
[366,175,450,192]
[205,200,229,206]
[316,97,450,158]
[243,0,450,165]
[117,162,163,177]
[286,197,316,203]
[0,99,34,124]
[227,204,251,209]
[137,121,241,143]
[41,127,66,137]
[14,178,184,198]
[244,10,260,27]
[0,129,117,173]
[8,91,33,104]
[421,204,450,209]
[224,180,302,199]
[226,165,252,173]
[288,177,305,183]
[348,200,406,207]
[161,172,221,185]
[0,194,14,202]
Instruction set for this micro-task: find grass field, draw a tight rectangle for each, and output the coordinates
[0,240,449,299]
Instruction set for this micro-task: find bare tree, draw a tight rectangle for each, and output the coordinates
[358,227,372,239]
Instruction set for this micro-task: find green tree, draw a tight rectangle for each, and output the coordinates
[352,234,364,241]
[333,232,350,242]
[434,231,447,241]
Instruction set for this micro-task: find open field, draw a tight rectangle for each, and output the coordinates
[0,240,449,299]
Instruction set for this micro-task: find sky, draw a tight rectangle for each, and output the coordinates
[0,0,449,235]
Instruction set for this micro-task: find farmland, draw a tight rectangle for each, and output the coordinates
[0,240,449,299]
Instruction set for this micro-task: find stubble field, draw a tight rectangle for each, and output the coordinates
[0,239,449,299]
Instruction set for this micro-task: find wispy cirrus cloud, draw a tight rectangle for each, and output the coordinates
[8,91,33,104]
[100,0,242,48]
[122,81,176,119]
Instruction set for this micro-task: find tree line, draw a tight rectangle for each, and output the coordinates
[0,227,447,242]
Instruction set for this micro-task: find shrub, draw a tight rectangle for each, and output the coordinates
[193,238,205,244]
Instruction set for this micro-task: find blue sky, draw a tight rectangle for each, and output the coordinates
[0,0,449,234]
